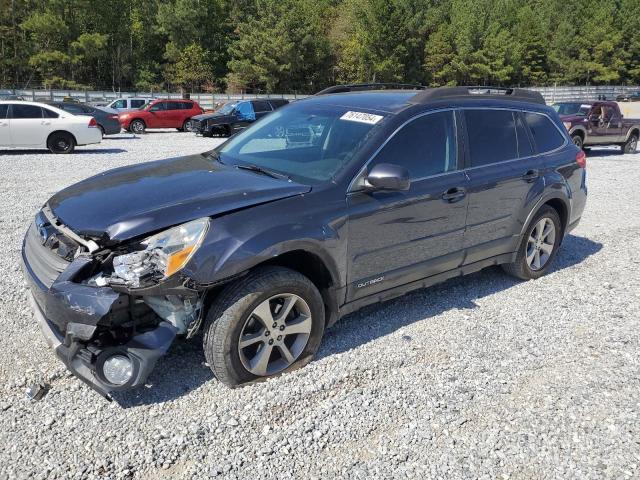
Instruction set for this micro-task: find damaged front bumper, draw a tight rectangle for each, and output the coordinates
[22,240,179,399]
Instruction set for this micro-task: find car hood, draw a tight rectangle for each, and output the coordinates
[192,112,232,122]
[559,114,587,123]
[48,153,310,243]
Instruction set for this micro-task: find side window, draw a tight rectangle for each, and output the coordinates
[371,110,457,179]
[131,99,146,108]
[149,102,165,112]
[236,102,256,120]
[252,100,272,112]
[0,105,8,119]
[42,108,59,119]
[515,113,534,158]
[465,110,518,166]
[10,104,43,119]
[165,102,179,110]
[112,99,127,109]
[524,112,565,153]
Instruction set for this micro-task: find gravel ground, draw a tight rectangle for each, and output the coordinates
[0,134,638,480]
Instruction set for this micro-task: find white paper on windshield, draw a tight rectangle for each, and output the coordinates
[340,111,384,125]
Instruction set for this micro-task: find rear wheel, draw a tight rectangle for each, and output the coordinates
[47,132,75,154]
[571,134,584,150]
[180,119,193,132]
[203,267,325,387]
[622,133,638,154]
[502,205,562,280]
[130,119,146,134]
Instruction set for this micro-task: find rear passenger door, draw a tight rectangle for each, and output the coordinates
[347,110,468,301]
[461,109,540,264]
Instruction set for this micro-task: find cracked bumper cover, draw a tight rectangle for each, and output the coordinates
[23,253,177,398]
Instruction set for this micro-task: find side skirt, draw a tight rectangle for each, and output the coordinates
[337,252,515,318]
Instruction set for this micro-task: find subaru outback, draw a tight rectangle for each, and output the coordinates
[22,86,587,398]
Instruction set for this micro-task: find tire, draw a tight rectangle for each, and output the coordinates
[223,125,231,137]
[571,134,584,150]
[181,119,193,132]
[203,266,325,387]
[622,133,638,154]
[47,132,75,154]
[130,119,146,134]
[502,205,562,280]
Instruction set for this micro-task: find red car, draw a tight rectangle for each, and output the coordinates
[118,99,204,134]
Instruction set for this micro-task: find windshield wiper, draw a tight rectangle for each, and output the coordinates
[236,164,290,181]
[205,151,224,164]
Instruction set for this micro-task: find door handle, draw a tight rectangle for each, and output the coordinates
[522,169,539,182]
[441,187,466,203]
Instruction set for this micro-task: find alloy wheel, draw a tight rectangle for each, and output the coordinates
[238,294,312,376]
[526,217,556,271]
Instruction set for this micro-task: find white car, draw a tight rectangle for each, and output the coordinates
[106,98,150,111]
[0,101,102,154]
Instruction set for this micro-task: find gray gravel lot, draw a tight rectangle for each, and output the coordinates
[0,133,639,479]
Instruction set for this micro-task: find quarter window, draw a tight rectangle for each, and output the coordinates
[524,112,565,153]
[112,99,127,109]
[42,108,59,119]
[465,110,518,167]
[371,110,457,179]
[10,104,43,119]
[253,101,272,112]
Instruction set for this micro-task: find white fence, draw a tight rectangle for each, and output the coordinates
[6,89,309,110]
[5,85,640,107]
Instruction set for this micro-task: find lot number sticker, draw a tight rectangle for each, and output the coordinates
[340,111,384,125]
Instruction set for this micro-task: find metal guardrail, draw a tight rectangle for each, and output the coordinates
[4,85,640,108]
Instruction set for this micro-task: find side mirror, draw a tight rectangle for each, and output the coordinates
[366,163,410,191]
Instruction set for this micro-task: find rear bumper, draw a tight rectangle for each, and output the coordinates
[22,240,177,399]
[101,120,122,135]
[76,128,102,146]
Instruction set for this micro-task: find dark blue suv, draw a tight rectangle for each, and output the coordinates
[22,86,587,398]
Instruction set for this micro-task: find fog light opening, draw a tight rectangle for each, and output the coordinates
[102,354,134,386]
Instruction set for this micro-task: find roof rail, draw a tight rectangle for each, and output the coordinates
[411,86,546,105]
[315,83,426,95]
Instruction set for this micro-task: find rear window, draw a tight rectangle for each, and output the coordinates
[180,101,194,110]
[465,110,518,166]
[524,112,565,153]
[10,104,43,119]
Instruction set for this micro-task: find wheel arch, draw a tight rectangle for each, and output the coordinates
[625,126,640,141]
[520,194,570,241]
[46,130,77,147]
[569,127,586,141]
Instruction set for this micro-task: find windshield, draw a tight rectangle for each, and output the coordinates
[216,102,237,115]
[216,102,384,184]
[553,103,591,116]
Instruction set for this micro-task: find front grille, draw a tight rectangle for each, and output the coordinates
[24,222,72,288]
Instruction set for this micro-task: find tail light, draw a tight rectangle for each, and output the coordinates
[88,117,98,128]
[576,149,586,168]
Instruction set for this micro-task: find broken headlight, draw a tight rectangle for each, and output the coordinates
[111,218,209,287]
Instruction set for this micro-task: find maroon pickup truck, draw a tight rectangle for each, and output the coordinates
[553,101,640,153]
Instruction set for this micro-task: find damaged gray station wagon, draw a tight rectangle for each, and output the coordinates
[22,85,587,398]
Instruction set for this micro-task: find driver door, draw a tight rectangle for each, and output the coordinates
[346,110,468,301]
[147,101,166,128]
[232,102,256,133]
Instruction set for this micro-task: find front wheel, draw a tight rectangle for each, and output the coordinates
[203,267,325,387]
[502,205,562,280]
[622,133,638,154]
[130,119,146,134]
[47,132,75,154]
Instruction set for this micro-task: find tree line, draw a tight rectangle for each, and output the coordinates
[1,0,639,94]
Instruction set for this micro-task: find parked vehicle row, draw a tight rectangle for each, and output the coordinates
[0,101,102,153]
[44,101,121,136]
[191,99,289,137]
[118,99,204,134]
[553,100,640,152]
[21,85,588,398]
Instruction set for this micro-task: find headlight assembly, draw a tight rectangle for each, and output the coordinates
[111,218,209,287]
